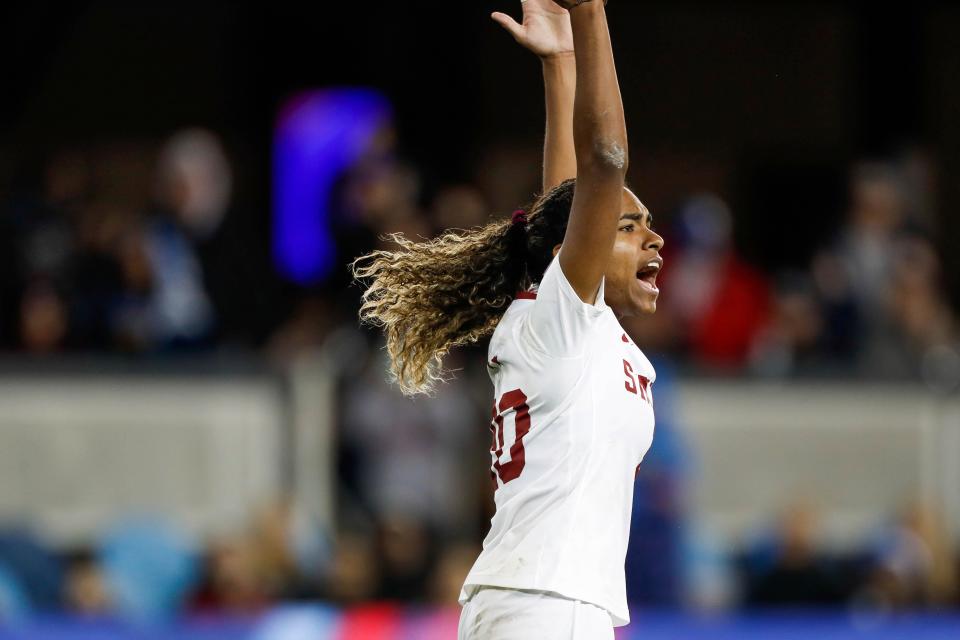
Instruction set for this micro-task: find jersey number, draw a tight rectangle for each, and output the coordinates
[490,389,531,486]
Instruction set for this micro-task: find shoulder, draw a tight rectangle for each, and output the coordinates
[539,255,609,317]
[488,298,536,356]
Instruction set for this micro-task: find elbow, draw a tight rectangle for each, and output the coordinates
[578,138,629,175]
[595,139,628,172]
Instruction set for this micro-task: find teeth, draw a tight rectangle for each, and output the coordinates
[647,261,659,270]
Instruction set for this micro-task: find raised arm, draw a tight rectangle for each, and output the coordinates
[542,51,577,190]
[556,0,626,303]
[492,0,577,190]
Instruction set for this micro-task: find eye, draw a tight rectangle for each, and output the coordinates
[619,224,635,232]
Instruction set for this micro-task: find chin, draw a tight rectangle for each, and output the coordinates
[638,300,657,315]
[610,284,659,318]
[615,297,657,318]
[635,288,660,314]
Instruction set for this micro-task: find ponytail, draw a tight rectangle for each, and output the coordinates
[352,179,575,396]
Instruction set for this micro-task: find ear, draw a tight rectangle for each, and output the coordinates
[552,244,562,258]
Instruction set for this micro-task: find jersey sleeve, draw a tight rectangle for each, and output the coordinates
[518,253,609,357]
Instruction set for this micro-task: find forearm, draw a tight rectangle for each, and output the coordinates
[570,2,627,175]
[556,0,627,302]
[542,54,577,191]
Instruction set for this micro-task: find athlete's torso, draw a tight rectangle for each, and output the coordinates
[460,256,656,626]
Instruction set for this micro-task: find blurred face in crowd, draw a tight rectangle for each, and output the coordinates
[566,188,664,319]
[851,173,905,234]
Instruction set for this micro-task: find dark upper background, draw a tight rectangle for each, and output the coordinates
[0,0,958,355]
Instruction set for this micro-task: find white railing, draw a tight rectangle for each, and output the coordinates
[0,361,955,549]
[678,380,959,546]
[0,369,291,545]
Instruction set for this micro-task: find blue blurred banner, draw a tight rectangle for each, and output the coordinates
[273,88,392,285]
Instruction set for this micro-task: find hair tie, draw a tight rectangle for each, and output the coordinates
[511,209,528,226]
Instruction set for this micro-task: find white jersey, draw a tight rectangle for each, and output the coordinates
[460,254,656,627]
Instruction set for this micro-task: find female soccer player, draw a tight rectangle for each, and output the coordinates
[354,0,663,637]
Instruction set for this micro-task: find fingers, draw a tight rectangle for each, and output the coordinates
[491,12,524,41]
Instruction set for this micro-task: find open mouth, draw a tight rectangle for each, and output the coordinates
[635,259,662,294]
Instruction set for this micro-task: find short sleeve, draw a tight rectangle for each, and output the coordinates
[518,254,608,357]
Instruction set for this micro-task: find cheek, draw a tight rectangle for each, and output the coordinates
[610,240,632,270]
[608,240,637,282]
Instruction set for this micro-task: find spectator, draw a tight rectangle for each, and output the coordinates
[374,515,436,603]
[338,339,486,538]
[811,162,909,373]
[750,273,826,376]
[862,504,958,609]
[659,194,771,370]
[811,161,957,376]
[742,503,844,607]
[321,534,378,605]
[156,128,273,346]
[63,551,112,617]
[886,239,957,371]
[19,280,69,353]
[191,534,273,614]
[99,517,199,621]
[429,543,480,606]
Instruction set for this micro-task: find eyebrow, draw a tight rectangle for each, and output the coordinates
[618,212,654,227]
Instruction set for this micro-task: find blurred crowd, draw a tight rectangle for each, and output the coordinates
[1,123,959,621]
[3,128,958,388]
[0,130,273,356]
[627,154,959,387]
[0,493,957,620]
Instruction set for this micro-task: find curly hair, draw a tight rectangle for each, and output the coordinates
[353,179,576,395]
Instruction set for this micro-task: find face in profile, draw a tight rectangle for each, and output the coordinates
[603,188,664,318]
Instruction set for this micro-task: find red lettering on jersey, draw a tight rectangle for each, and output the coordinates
[488,405,500,490]
[623,360,638,395]
[490,389,531,485]
[637,376,651,403]
[623,361,653,404]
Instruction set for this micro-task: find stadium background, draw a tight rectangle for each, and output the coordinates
[1,1,959,637]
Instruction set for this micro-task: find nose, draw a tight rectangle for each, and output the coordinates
[644,228,664,252]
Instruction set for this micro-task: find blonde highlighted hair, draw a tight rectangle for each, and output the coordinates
[353,179,576,395]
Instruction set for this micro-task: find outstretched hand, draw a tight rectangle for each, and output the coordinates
[492,0,573,60]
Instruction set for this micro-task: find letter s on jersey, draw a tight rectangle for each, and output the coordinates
[623,359,652,404]
[623,360,638,395]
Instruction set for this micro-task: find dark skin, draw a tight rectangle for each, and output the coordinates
[553,187,663,320]
[557,0,629,308]
[603,189,664,318]
[496,0,664,320]
[551,189,663,318]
